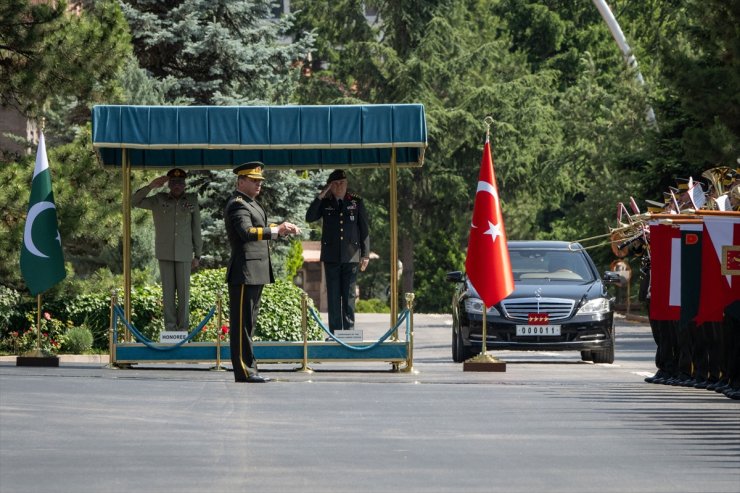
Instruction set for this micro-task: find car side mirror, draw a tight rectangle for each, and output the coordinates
[602,271,623,286]
[446,271,465,283]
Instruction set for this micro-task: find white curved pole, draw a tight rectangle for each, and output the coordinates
[592,0,657,127]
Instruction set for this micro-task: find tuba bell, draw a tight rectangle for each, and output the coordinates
[702,166,733,210]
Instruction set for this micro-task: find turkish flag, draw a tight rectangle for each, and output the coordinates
[695,215,740,324]
[465,140,514,307]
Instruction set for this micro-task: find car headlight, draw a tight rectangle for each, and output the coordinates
[464,298,501,316]
[577,297,610,315]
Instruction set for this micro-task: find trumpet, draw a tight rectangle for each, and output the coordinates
[571,217,650,256]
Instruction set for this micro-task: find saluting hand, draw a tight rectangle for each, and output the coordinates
[149,175,169,188]
[318,183,332,200]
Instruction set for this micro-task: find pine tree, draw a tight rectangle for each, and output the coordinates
[0,0,131,145]
[121,0,312,104]
[291,0,656,311]
[122,0,315,270]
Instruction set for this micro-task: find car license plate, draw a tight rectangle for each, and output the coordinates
[516,325,561,336]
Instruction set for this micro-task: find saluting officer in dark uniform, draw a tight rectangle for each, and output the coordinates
[306,169,370,334]
[224,162,300,383]
[132,168,202,331]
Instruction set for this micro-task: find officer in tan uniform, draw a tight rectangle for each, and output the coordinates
[132,168,203,331]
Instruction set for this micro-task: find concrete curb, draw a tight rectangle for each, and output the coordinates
[0,354,110,364]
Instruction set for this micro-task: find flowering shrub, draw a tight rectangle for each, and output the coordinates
[0,268,322,354]
[2,311,68,355]
[194,323,229,343]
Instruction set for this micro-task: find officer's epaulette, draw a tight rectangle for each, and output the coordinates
[347,192,362,200]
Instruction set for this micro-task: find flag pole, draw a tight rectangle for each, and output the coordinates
[479,116,493,358]
[36,294,42,354]
[34,118,44,355]
[17,118,61,367]
[463,117,505,372]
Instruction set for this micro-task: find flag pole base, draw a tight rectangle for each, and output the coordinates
[463,352,506,372]
[16,350,59,367]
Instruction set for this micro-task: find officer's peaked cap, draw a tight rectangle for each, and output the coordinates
[167,168,187,179]
[234,161,265,180]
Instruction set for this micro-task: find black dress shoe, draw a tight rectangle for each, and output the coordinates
[715,382,731,393]
[645,370,665,383]
[693,377,709,389]
[245,375,271,383]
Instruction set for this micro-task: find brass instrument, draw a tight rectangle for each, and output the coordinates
[702,166,736,210]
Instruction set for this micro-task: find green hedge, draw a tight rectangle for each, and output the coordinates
[0,268,322,353]
[356,298,390,313]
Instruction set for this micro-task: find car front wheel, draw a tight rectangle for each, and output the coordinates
[590,326,615,364]
[452,326,472,363]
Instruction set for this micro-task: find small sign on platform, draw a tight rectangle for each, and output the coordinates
[333,330,363,341]
[159,331,188,343]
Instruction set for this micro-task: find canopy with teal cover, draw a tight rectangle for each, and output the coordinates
[92,104,427,169]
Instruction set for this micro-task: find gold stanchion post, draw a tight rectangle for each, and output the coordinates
[212,292,225,371]
[296,292,313,373]
[401,292,418,374]
[108,290,117,367]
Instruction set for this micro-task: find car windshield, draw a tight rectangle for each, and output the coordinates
[509,248,595,283]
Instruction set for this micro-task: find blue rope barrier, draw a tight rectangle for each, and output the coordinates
[308,307,410,351]
[113,305,216,351]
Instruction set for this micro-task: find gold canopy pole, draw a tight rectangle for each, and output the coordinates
[389,148,399,330]
[121,148,132,340]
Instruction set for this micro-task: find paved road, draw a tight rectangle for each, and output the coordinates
[1,314,738,493]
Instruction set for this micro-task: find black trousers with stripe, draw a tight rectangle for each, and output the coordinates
[228,283,263,381]
[324,262,358,333]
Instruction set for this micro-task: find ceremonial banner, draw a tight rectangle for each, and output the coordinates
[649,223,681,320]
[464,140,514,307]
[679,225,703,327]
[20,132,66,295]
[696,215,740,323]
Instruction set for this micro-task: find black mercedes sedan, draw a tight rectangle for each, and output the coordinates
[447,241,621,363]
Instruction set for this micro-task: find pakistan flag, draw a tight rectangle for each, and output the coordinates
[20,132,66,295]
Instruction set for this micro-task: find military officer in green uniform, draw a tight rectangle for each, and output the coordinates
[224,162,300,382]
[132,168,203,331]
[306,169,370,334]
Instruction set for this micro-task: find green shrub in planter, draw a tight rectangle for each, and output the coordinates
[255,279,323,341]
[355,298,391,313]
[63,326,94,354]
[64,293,110,350]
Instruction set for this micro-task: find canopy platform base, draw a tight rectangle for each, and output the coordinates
[112,340,408,367]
